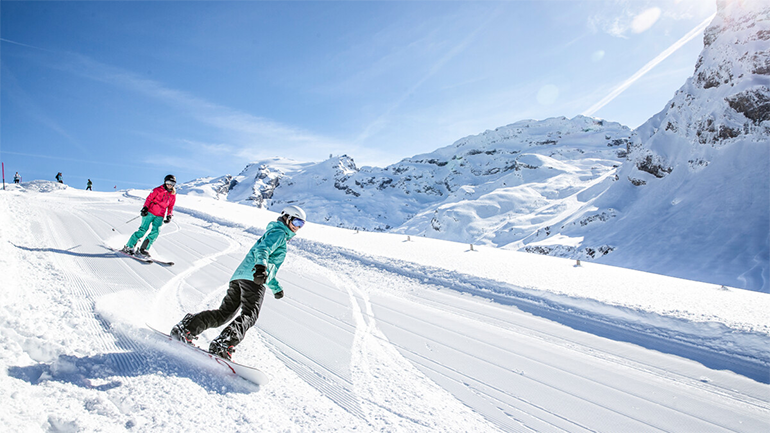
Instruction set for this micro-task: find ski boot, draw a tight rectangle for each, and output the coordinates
[137,239,151,258]
[121,245,134,255]
[170,313,198,345]
[209,330,237,361]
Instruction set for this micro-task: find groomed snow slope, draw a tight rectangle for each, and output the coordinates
[1,182,768,432]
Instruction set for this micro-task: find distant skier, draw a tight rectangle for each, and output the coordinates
[55,172,63,183]
[86,179,93,191]
[121,175,176,258]
[170,205,307,360]
[14,172,20,184]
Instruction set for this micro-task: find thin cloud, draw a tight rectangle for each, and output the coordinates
[588,13,630,38]
[588,1,710,38]
[588,4,662,38]
[632,8,662,33]
[2,150,150,171]
[1,68,90,156]
[142,155,214,173]
[178,139,235,155]
[0,37,50,52]
[582,12,715,117]
[356,3,504,144]
[55,53,346,159]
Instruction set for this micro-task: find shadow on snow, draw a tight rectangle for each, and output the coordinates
[9,315,258,394]
[8,350,257,395]
[12,243,120,260]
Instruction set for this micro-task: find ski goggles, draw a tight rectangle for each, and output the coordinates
[291,217,305,228]
[165,180,176,186]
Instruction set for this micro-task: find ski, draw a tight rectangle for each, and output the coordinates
[109,246,152,263]
[107,246,174,265]
[146,324,268,386]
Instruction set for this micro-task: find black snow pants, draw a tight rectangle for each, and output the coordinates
[187,279,266,347]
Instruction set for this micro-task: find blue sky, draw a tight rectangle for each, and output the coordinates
[1,0,716,191]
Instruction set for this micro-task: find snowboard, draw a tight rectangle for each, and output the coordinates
[146,324,268,386]
[109,246,174,266]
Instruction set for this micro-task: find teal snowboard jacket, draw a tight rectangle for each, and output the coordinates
[230,220,296,294]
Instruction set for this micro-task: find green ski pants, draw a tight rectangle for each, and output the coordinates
[127,214,164,250]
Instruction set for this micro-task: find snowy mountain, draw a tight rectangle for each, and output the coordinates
[183,115,634,238]
[179,0,768,292]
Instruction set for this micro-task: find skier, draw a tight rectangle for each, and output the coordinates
[14,172,20,184]
[55,172,63,183]
[170,205,307,360]
[86,179,93,191]
[121,174,176,258]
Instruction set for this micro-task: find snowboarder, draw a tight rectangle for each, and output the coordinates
[14,172,20,184]
[121,174,176,258]
[170,205,307,360]
[86,179,93,191]
[55,172,63,183]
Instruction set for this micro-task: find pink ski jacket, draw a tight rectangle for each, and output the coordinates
[144,185,176,218]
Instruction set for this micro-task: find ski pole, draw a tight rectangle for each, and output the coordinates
[112,215,141,231]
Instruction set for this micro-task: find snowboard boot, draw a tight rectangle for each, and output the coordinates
[209,330,237,361]
[138,239,151,258]
[121,245,134,255]
[170,313,198,345]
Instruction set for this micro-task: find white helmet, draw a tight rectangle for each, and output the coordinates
[280,205,306,222]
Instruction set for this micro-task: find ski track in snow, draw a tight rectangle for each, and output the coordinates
[1,187,769,432]
[291,246,769,431]
[171,196,770,431]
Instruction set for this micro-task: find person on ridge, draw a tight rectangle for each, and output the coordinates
[170,205,307,360]
[86,179,93,191]
[55,172,63,183]
[14,172,20,184]
[122,174,176,258]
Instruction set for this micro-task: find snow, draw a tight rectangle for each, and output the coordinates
[1,183,768,432]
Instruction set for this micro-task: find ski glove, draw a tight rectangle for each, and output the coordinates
[252,265,268,285]
[140,207,149,217]
[274,290,284,300]
[164,215,172,224]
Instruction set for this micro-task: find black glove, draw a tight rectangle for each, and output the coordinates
[164,215,172,224]
[252,265,268,285]
[274,290,284,300]
[140,207,149,217]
